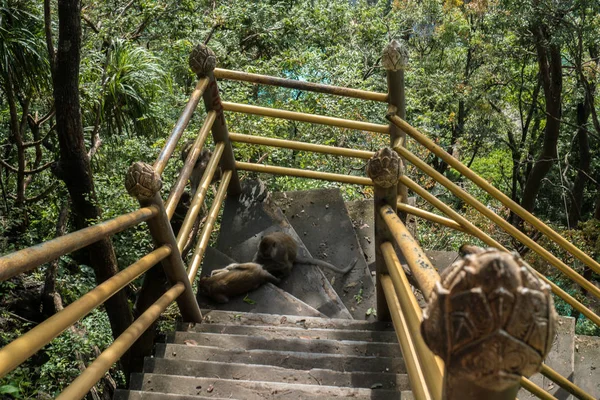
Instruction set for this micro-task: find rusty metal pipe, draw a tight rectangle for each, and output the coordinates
[396,202,465,232]
[222,102,390,134]
[381,242,443,400]
[235,161,373,186]
[214,68,388,102]
[397,146,600,301]
[389,114,600,276]
[520,377,558,400]
[165,111,216,219]
[228,132,375,159]
[0,206,159,282]
[187,170,232,282]
[56,282,185,400]
[175,142,225,252]
[381,275,433,400]
[400,175,600,328]
[0,246,171,379]
[154,78,209,175]
[380,204,439,300]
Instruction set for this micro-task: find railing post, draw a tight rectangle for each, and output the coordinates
[383,39,409,221]
[421,246,557,400]
[189,44,242,196]
[125,162,203,322]
[367,148,401,321]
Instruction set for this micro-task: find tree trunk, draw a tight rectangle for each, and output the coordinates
[51,0,133,376]
[568,99,591,228]
[520,23,562,214]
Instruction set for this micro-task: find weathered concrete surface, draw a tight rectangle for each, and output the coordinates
[196,309,393,331]
[345,199,375,276]
[156,343,406,374]
[197,247,324,318]
[272,189,375,319]
[424,250,459,273]
[574,334,600,399]
[130,373,402,399]
[518,316,575,400]
[144,358,409,390]
[214,180,351,319]
[168,331,400,357]
[182,322,398,342]
[114,390,231,400]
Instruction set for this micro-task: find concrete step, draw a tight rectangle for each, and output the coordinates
[345,199,376,277]
[130,373,403,399]
[197,247,324,318]
[574,334,600,399]
[180,322,398,342]
[114,390,234,400]
[155,343,406,374]
[144,358,409,390]
[168,331,400,358]
[197,309,394,331]
[272,189,376,319]
[215,179,351,319]
[518,316,575,400]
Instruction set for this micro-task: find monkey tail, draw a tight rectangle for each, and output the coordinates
[295,256,359,275]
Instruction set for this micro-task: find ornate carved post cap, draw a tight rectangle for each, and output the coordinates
[125,161,162,200]
[421,246,557,391]
[367,147,401,188]
[382,39,409,71]
[189,44,217,77]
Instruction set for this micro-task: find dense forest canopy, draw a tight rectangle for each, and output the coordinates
[1,0,600,397]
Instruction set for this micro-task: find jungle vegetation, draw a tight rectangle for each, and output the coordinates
[1,0,599,397]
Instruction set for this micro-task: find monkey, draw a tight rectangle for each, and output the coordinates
[253,231,358,279]
[198,262,280,303]
[181,140,222,196]
[459,244,487,256]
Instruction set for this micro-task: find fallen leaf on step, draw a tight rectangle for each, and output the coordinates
[371,383,383,389]
[360,223,369,229]
[345,281,358,289]
[207,384,214,393]
[184,339,198,346]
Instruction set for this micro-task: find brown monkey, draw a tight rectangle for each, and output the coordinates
[254,231,358,279]
[181,140,222,196]
[459,244,487,256]
[198,262,280,303]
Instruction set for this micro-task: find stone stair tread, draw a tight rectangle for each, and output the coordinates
[180,322,398,342]
[155,343,405,374]
[131,373,403,399]
[574,334,600,399]
[273,189,376,319]
[197,247,324,317]
[197,309,392,331]
[144,358,409,390]
[168,331,400,357]
[424,250,459,273]
[215,180,351,319]
[114,390,236,400]
[345,199,376,276]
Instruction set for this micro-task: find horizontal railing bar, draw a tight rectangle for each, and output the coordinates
[396,202,465,232]
[381,275,433,400]
[175,142,225,252]
[400,175,600,329]
[214,68,388,102]
[229,132,375,159]
[56,281,185,400]
[388,114,600,276]
[187,170,232,282]
[0,206,159,282]
[520,377,558,400]
[165,110,217,219]
[397,146,600,301]
[0,246,171,379]
[381,242,443,400]
[154,78,209,176]
[236,161,373,186]
[222,102,390,134]
[380,204,439,301]
[540,364,595,400]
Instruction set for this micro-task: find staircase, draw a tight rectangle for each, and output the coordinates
[114,182,600,399]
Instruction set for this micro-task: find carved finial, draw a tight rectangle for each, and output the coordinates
[367,148,401,188]
[189,44,217,77]
[421,246,557,391]
[125,162,162,200]
[382,39,409,71]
